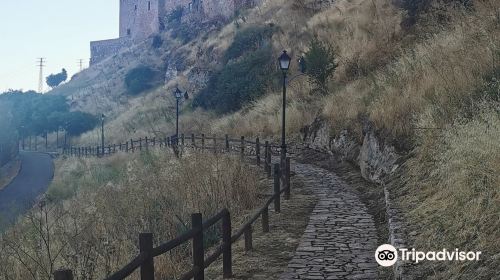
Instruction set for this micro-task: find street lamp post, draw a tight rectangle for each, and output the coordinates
[20,126,25,150]
[173,87,184,144]
[101,114,105,155]
[278,50,292,168]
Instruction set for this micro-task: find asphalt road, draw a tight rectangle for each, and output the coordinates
[0,151,54,230]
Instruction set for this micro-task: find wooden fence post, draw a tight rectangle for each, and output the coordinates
[225,134,230,151]
[274,163,281,213]
[265,141,271,178]
[256,137,260,166]
[131,139,134,152]
[108,145,111,156]
[213,135,217,153]
[192,134,195,147]
[201,134,205,150]
[145,137,149,150]
[181,134,185,146]
[139,138,143,151]
[240,136,245,157]
[192,213,205,280]
[167,137,170,147]
[139,233,155,280]
[222,211,232,278]
[96,146,100,157]
[284,157,291,200]
[262,206,269,233]
[244,225,253,251]
[54,269,73,280]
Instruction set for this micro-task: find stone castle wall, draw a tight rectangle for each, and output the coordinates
[90,37,131,65]
[90,0,258,65]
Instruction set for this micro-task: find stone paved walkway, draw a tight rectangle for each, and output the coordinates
[279,162,379,280]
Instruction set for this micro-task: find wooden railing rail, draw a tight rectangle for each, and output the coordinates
[56,134,293,280]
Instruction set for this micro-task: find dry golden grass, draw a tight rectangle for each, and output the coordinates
[402,106,500,279]
[0,150,263,280]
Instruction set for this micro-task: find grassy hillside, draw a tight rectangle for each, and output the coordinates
[46,0,500,278]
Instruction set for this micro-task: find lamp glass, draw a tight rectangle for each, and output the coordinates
[278,50,291,71]
[174,88,183,99]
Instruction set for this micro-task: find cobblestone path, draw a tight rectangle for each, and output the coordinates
[279,162,379,280]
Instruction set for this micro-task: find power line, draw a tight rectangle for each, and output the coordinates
[36,58,46,93]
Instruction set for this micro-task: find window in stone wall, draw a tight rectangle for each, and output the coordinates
[135,5,137,11]
[127,29,131,36]
[148,1,151,11]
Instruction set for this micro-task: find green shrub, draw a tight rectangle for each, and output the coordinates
[170,23,203,44]
[224,25,276,61]
[304,38,338,95]
[124,66,158,95]
[193,47,276,114]
[167,6,184,23]
[152,35,163,49]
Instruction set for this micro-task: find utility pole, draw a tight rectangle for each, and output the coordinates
[36,58,46,93]
[77,59,84,71]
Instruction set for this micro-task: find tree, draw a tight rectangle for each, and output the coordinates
[0,102,18,166]
[0,90,98,140]
[64,112,98,136]
[46,68,68,88]
[304,38,338,95]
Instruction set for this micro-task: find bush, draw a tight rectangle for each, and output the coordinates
[193,47,276,114]
[170,22,203,44]
[304,38,338,94]
[152,35,163,49]
[124,66,158,95]
[167,6,184,23]
[224,25,276,61]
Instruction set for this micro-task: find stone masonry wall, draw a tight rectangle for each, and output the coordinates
[120,0,160,42]
[91,0,258,65]
[90,37,131,65]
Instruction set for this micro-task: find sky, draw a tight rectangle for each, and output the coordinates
[0,0,119,93]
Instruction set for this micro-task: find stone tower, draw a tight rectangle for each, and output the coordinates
[90,0,259,65]
[119,0,160,42]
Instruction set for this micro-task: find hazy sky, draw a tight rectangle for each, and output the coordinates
[0,0,119,93]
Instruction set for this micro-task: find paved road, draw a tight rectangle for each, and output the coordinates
[0,151,54,230]
[279,162,378,279]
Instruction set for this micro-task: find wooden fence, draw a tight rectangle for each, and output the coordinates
[63,133,282,159]
[54,133,292,280]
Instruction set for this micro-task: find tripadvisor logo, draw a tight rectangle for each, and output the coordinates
[375,244,482,266]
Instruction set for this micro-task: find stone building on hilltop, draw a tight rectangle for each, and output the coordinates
[90,0,258,65]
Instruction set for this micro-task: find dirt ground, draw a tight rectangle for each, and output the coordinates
[205,169,318,279]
